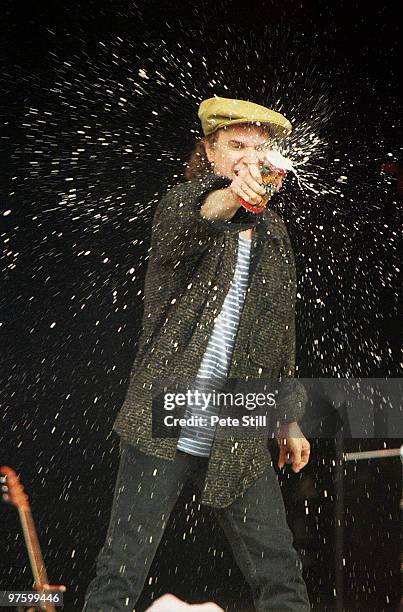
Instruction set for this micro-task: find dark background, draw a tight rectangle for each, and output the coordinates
[1,1,401,610]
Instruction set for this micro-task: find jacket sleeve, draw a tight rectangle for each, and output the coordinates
[272,229,307,426]
[150,173,259,265]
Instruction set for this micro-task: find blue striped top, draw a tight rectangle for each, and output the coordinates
[176,234,252,457]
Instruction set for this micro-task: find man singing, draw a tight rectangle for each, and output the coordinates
[83,96,311,611]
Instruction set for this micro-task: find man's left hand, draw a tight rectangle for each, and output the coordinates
[145,593,224,611]
[274,421,310,473]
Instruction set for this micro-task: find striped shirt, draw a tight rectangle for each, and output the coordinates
[177,234,252,457]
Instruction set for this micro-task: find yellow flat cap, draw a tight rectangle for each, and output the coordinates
[198,96,292,138]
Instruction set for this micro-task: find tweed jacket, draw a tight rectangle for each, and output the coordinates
[113,172,307,508]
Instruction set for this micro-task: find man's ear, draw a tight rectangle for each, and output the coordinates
[203,138,215,164]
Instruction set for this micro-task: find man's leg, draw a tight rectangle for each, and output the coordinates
[82,441,196,612]
[211,465,311,612]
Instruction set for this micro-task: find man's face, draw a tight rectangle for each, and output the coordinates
[204,124,271,181]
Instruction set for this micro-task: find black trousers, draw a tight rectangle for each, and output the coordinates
[82,441,310,612]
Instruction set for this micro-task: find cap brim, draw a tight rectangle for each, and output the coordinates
[206,118,291,139]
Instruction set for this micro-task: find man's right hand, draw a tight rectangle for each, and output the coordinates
[230,157,267,207]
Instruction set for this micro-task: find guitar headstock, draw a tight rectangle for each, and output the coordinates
[0,466,30,510]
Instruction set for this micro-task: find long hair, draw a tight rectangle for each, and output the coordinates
[184,132,218,180]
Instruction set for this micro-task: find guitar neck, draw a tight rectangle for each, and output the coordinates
[1,466,63,612]
[18,507,55,612]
